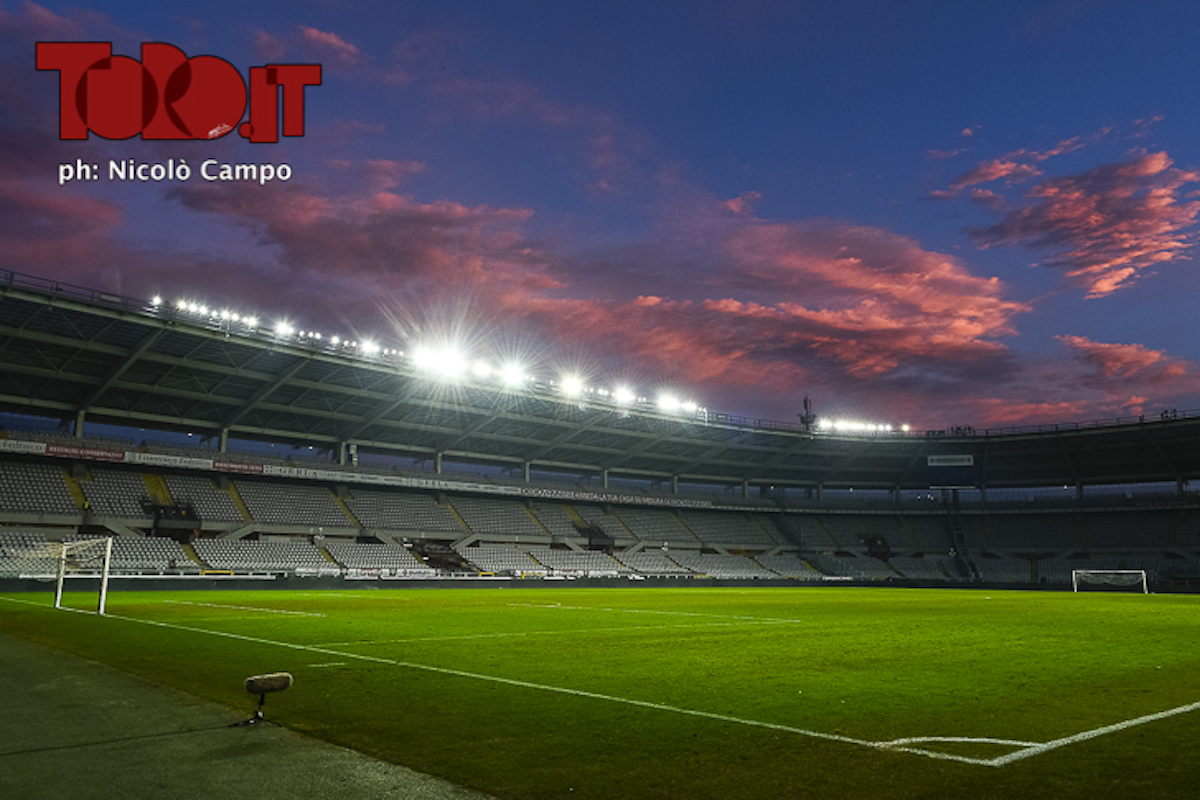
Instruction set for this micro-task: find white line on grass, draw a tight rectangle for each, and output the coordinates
[161,600,326,617]
[4,595,1197,768]
[508,602,805,624]
[316,618,799,647]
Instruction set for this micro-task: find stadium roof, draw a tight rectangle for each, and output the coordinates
[3,269,1200,492]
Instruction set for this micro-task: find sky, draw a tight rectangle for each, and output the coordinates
[5,0,1200,430]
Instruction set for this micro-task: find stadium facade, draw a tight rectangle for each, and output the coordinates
[2,268,1199,589]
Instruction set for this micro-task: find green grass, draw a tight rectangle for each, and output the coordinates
[3,585,1199,798]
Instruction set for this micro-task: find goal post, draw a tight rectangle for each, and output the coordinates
[51,537,114,614]
[1071,568,1148,594]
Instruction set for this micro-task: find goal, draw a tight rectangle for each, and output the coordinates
[1071,569,1148,594]
[50,537,114,614]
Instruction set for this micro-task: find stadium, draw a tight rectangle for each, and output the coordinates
[2,268,1199,799]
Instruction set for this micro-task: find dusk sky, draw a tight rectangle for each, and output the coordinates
[6,1,1200,429]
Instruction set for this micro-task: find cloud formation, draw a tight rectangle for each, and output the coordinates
[970,151,1200,296]
[1054,334,1200,416]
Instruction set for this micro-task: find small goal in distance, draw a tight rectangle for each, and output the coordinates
[50,537,114,614]
[1071,568,1148,594]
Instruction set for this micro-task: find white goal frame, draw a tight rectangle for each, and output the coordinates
[1071,568,1148,594]
[53,537,114,614]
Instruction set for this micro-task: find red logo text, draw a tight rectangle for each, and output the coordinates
[36,42,321,143]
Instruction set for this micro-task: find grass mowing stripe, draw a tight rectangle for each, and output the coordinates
[161,600,326,617]
[316,618,800,647]
[508,601,805,623]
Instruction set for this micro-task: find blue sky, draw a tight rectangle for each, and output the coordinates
[5,1,1200,428]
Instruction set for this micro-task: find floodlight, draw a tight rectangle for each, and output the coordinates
[681,401,699,414]
[361,340,380,355]
[613,386,636,406]
[439,349,468,379]
[275,321,294,336]
[658,394,681,412]
[413,346,438,369]
[414,346,468,380]
[244,316,258,328]
[499,363,526,386]
[561,376,585,397]
[150,295,162,306]
[472,360,492,378]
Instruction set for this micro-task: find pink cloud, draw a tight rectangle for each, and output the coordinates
[948,159,1043,191]
[970,151,1200,296]
[722,191,762,215]
[299,25,363,65]
[934,127,1112,199]
[170,178,552,313]
[1057,335,1190,382]
[252,29,287,61]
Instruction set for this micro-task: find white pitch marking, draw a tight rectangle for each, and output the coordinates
[989,700,1200,766]
[316,618,798,647]
[3,595,1197,768]
[508,602,804,624]
[308,662,348,668]
[161,600,325,617]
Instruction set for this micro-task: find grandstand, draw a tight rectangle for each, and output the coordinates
[0,268,1199,590]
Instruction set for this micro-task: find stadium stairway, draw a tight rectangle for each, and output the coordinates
[62,469,88,510]
[330,493,361,527]
[442,499,473,534]
[225,482,254,522]
[141,473,173,506]
[181,542,206,569]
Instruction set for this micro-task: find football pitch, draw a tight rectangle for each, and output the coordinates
[2,585,1198,798]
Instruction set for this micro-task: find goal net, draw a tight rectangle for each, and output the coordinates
[42,537,114,614]
[1071,569,1148,594]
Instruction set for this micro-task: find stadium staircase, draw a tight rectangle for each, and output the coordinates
[521,503,553,535]
[224,482,254,521]
[767,513,805,549]
[562,505,590,530]
[141,473,173,506]
[330,493,361,527]
[63,470,88,510]
[947,511,979,580]
[181,543,205,568]
[442,498,473,534]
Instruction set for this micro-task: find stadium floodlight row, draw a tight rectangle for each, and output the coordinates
[4,267,1200,496]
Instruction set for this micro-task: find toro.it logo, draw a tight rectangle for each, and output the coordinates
[36,42,321,142]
